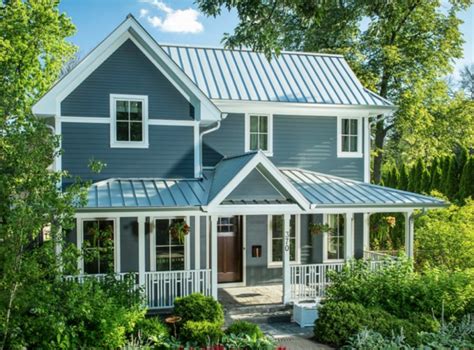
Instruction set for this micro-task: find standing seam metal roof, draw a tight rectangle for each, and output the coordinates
[161,45,393,107]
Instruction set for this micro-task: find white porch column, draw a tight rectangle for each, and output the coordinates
[363,213,371,255]
[404,211,414,259]
[138,216,146,286]
[194,216,201,270]
[210,215,218,299]
[345,213,354,260]
[282,214,291,305]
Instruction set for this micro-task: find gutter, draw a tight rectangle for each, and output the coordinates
[198,113,228,177]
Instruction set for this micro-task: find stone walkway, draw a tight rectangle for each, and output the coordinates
[219,285,333,350]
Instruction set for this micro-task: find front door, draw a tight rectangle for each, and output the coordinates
[217,216,243,283]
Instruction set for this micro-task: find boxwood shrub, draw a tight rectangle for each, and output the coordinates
[180,320,224,346]
[133,317,169,346]
[174,293,224,325]
[225,320,264,339]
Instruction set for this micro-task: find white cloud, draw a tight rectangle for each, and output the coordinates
[139,0,204,34]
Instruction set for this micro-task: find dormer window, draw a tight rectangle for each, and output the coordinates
[110,94,148,148]
[245,114,273,156]
[337,117,362,158]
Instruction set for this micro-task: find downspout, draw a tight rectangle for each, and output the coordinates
[198,113,228,177]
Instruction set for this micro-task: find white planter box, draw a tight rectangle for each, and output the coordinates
[293,299,320,328]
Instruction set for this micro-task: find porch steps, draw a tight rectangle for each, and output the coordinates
[224,303,292,325]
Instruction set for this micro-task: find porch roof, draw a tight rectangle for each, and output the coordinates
[281,168,446,208]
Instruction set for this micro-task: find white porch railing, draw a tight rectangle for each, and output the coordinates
[63,269,211,309]
[363,250,398,261]
[290,262,345,301]
[145,269,211,309]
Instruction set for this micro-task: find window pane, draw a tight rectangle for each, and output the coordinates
[342,135,349,152]
[116,122,129,141]
[342,119,350,134]
[290,238,296,261]
[130,122,143,141]
[350,119,358,135]
[250,116,259,132]
[170,246,185,270]
[156,247,170,271]
[338,214,345,233]
[272,215,283,238]
[84,257,99,274]
[84,220,99,245]
[250,133,258,150]
[116,101,128,120]
[350,136,358,152]
[170,219,184,245]
[338,237,345,259]
[259,116,268,132]
[259,134,268,151]
[272,239,282,262]
[129,101,142,121]
[156,220,170,246]
[290,215,296,238]
[328,238,339,259]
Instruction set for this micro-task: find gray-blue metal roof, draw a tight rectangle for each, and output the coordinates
[281,168,446,208]
[161,45,393,107]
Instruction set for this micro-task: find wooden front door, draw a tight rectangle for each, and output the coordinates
[217,216,243,283]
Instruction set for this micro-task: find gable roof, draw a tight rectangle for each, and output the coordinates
[32,15,221,122]
[161,44,394,109]
[282,168,446,208]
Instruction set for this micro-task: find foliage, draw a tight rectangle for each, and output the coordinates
[221,332,276,350]
[133,317,170,347]
[180,320,223,347]
[325,259,474,320]
[169,220,190,245]
[343,315,474,349]
[173,293,224,325]
[225,320,264,339]
[370,213,404,251]
[7,276,145,349]
[309,223,333,235]
[197,0,473,182]
[313,301,438,347]
[415,200,474,270]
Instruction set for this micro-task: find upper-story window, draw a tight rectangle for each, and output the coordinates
[337,117,362,158]
[110,94,148,148]
[245,114,273,156]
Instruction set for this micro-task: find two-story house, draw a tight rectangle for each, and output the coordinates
[33,15,445,309]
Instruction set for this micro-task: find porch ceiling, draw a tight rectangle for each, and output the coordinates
[281,168,447,209]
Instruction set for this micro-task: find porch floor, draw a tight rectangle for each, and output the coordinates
[218,284,283,307]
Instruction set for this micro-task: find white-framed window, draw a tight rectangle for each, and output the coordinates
[337,117,362,158]
[245,114,273,155]
[80,218,118,274]
[268,215,299,267]
[155,218,186,271]
[110,94,148,148]
[324,214,345,261]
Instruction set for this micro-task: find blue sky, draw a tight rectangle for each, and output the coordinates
[60,0,473,77]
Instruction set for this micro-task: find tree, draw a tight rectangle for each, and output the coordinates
[197,0,472,182]
[460,63,474,100]
[399,164,409,191]
[0,1,78,347]
[459,157,474,201]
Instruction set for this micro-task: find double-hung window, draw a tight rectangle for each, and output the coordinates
[337,117,362,157]
[155,218,185,271]
[110,94,148,148]
[82,219,115,274]
[268,215,298,266]
[246,114,273,155]
[325,214,345,260]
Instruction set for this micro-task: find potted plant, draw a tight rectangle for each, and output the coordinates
[309,223,333,235]
[169,221,190,244]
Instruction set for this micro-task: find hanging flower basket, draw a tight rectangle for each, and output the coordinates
[169,221,190,244]
[309,223,334,235]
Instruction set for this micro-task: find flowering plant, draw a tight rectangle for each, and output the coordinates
[169,221,190,244]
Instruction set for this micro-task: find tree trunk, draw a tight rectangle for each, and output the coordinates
[373,118,386,184]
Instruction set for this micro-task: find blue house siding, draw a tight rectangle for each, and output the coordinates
[202,114,364,181]
[61,39,193,120]
[62,123,194,182]
[226,169,285,202]
[120,218,139,273]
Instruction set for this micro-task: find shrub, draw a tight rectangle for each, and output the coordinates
[225,320,264,339]
[314,301,439,347]
[342,329,409,350]
[180,320,223,346]
[134,317,169,346]
[221,333,276,350]
[174,293,224,325]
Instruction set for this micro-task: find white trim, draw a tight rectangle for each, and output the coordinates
[138,215,146,285]
[194,216,201,270]
[150,218,156,271]
[148,119,197,126]
[32,17,221,122]
[110,94,149,149]
[267,214,301,268]
[205,204,303,216]
[206,151,309,210]
[61,116,110,124]
[242,215,247,286]
[184,215,191,270]
[244,113,273,156]
[194,124,200,178]
[322,214,346,263]
[60,116,198,126]
[54,115,62,186]
[345,212,354,259]
[282,213,291,304]
[363,117,370,183]
[210,215,218,299]
[77,217,120,274]
[212,99,395,117]
[205,216,210,269]
[337,116,363,158]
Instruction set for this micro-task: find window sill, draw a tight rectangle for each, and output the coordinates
[110,142,149,149]
[337,152,363,158]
